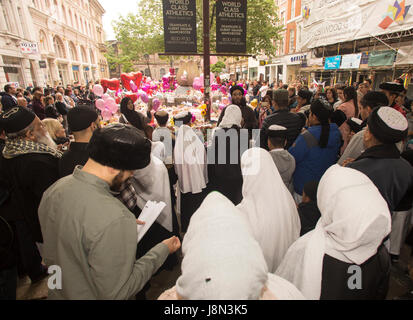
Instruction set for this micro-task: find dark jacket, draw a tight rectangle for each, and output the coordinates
[0,153,60,243]
[45,104,59,119]
[59,142,89,178]
[0,93,17,112]
[298,201,321,236]
[55,101,68,116]
[31,99,46,120]
[348,144,413,212]
[259,109,306,150]
[320,244,390,300]
[207,126,245,205]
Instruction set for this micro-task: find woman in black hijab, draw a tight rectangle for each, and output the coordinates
[120,97,152,138]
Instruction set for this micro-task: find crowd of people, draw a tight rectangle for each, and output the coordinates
[0,75,412,300]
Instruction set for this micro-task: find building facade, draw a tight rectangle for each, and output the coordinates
[0,0,108,90]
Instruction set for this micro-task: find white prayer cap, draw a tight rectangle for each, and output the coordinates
[368,106,408,144]
[268,125,287,138]
[268,125,287,131]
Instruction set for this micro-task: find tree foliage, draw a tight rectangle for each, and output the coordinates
[112,0,283,64]
[211,61,226,74]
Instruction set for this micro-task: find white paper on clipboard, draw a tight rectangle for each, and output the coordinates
[136,201,166,243]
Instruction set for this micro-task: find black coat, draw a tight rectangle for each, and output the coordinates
[298,201,321,236]
[0,93,17,112]
[217,104,258,132]
[58,142,89,178]
[207,126,245,205]
[0,153,60,243]
[349,144,413,212]
[45,104,59,119]
[320,244,390,300]
[55,101,68,116]
[259,109,306,150]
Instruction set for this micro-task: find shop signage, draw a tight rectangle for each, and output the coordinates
[324,55,341,70]
[340,53,362,69]
[162,0,197,53]
[39,61,47,68]
[20,42,38,54]
[216,0,248,53]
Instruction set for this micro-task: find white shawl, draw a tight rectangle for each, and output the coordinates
[174,125,208,194]
[131,155,173,232]
[276,165,391,300]
[176,192,304,300]
[237,148,301,273]
[219,104,242,129]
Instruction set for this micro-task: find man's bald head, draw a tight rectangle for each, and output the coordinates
[17,97,28,108]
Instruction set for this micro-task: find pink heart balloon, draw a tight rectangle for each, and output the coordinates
[93,84,104,97]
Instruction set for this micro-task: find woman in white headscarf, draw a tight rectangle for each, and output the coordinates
[174,112,208,233]
[237,148,301,273]
[276,165,392,300]
[158,192,305,300]
[207,105,247,205]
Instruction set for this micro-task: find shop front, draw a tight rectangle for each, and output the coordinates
[2,56,24,87]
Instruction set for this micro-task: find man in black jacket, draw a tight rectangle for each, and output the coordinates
[258,89,306,150]
[59,106,99,177]
[1,84,18,113]
[0,107,61,294]
[348,107,413,263]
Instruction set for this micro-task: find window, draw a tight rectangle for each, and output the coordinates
[69,42,77,60]
[62,5,67,24]
[279,38,284,55]
[280,11,285,25]
[290,0,295,19]
[289,29,295,53]
[89,49,95,64]
[53,36,66,58]
[2,0,12,31]
[39,30,48,51]
[80,46,87,62]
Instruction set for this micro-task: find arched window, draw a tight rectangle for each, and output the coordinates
[69,9,73,27]
[53,36,66,58]
[69,42,78,61]
[74,13,79,30]
[89,49,95,64]
[80,46,87,62]
[62,5,67,24]
[39,30,49,52]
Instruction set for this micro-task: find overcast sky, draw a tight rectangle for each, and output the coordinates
[99,0,139,41]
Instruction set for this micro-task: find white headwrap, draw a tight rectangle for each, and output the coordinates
[174,125,208,194]
[237,148,301,273]
[276,165,391,300]
[219,104,242,129]
[151,141,166,163]
[176,192,305,300]
[131,155,173,232]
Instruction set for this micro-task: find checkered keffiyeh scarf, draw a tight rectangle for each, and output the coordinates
[117,178,138,212]
[2,138,62,160]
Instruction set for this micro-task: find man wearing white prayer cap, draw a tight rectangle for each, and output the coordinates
[158,192,305,300]
[276,165,392,300]
[348,107,413,263]
[267,124,296,194]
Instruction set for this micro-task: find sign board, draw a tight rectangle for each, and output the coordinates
[368,50,396,67]
[286,53,308,65]
[72,65,80,71]
[216,0,247,53]
[20,42,38,54]
[162,0,197,53]
[324,55,341,70]
[39,60,47,68]
[300,0,413,50]
[340,53,362,69]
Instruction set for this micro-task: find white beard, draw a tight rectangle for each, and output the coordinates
[36,131,58,150]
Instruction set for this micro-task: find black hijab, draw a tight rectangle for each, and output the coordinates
[120,97,145,131]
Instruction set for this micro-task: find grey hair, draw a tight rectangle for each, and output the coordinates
[6,122,35,139]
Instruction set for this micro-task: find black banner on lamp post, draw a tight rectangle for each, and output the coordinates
[216,0,247,53]
[162,0,197,53]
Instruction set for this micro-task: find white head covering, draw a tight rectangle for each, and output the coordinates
[276,165,391,300]
[237,148,301,273]
[176,192,305,300]
[219,104,242,129]
[174,125,208,194]
[131,155,173,232]
[151,141,166,162]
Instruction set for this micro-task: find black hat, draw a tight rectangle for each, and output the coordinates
[303,181,319,202]
[67,106,98,132]
[87,123,151,170]
[310,99,333,123]
[297,90,313,104]
[379,82,404,94]
[230,85,245,96]
[331,109,347,127]
[347,117,364,134]
[0,107,36,134]
[268,125,287,139]
[367,107,408,144]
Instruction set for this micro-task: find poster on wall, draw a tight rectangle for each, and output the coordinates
[20,42,38,54]
[162,0,197,53]
[340,53,362,69]
[325,55,341,70]
[216,0,248,53]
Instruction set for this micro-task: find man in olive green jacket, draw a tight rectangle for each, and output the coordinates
[39,124,180,300]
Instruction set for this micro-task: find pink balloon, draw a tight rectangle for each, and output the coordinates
[152,98,161,111]
[102,94,110,101]
[141,93,149,103]
[102,109,112,121]
[219,104,225,110]
[93,84,104,97]
[95,99,105,111]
